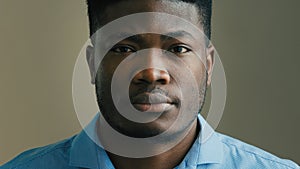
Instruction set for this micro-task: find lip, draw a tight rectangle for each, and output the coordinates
[131,93,176,112]
[131,92,174,104]
[133,103,174,112]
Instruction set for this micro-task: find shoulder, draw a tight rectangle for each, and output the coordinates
[215,132,299,169]
[0,135,77,169]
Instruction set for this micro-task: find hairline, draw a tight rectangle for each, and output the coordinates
[87,0,212,40]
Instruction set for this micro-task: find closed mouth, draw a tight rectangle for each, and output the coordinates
[131,93,177,112]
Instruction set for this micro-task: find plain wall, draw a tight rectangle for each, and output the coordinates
[0,0,299,165]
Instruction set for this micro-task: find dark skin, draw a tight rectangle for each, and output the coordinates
[107,121,199,169]
[87,0,214,168]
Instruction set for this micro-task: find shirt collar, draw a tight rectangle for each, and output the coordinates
[195,115,224,165]
[69,115,100,169]
[181,115,223,167]
[69,114,224,168]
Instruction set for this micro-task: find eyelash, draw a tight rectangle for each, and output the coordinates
[168,45,191,54]
[110,44,192,54]
[110,45,136,53]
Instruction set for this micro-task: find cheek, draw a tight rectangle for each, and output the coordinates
[183,56,207,83]
[195,65,207,83]
[97,54,125,81]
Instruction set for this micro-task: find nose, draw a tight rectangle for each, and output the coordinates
[132,68,170,85]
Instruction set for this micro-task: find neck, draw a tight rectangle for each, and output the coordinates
[107,120,199,169]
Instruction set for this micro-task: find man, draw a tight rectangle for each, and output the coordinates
[1,0,299,169]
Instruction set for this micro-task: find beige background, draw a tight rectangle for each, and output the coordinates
[0,0,299,165]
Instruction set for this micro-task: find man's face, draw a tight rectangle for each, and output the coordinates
[88,0,214,138]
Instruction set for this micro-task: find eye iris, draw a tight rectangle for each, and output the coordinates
[173,46,186,53]
[120,47,130,52]
[177,47,183,52]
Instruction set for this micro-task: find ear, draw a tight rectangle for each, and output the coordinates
[86,45,96,84]
[206,43,215,87]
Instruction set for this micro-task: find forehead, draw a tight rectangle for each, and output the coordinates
[99,0,202,29]
[94,12,207,48]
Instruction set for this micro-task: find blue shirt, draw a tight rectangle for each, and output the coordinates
[1,115,299,169]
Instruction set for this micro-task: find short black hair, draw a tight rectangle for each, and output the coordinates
[86,0,212,39]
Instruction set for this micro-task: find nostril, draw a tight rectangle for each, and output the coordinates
[136,78,149,84]
[157,79,168,85]
[132,68,170,85]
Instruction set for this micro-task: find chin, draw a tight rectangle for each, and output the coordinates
[113,113,176,138]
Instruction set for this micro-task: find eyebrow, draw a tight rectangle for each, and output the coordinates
[103,32,135,42]
[104,30,196,44]
[161,30,196,41]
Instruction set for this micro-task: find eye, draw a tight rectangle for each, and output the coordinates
[111,45,136,53]
[168,45,191,54]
